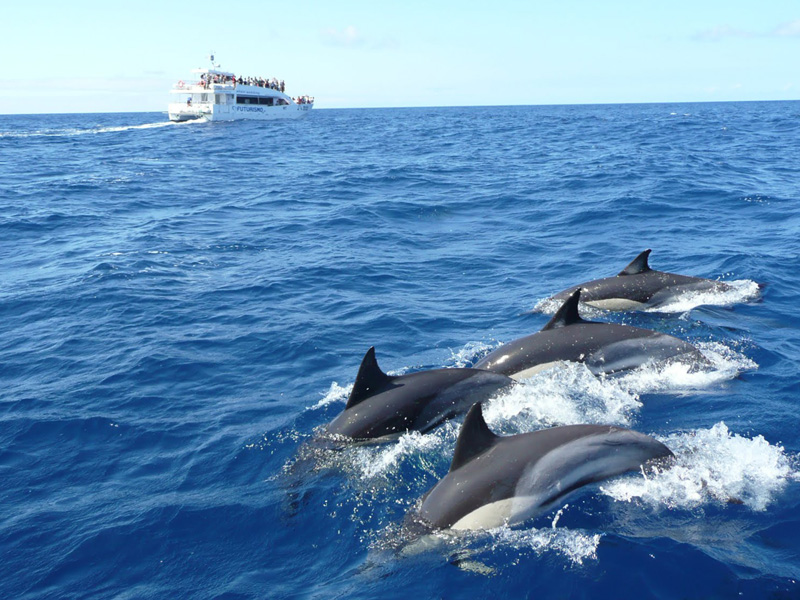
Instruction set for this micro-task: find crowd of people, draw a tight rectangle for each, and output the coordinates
[199,73,286,92]
[186,72,313,105]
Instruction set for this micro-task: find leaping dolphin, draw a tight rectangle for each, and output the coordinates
[550,249,732,311]
[475,288,707,379]
[412,403,673,530]
[325,347,514,441]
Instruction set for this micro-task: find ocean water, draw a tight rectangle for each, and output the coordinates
[1,102,799,599]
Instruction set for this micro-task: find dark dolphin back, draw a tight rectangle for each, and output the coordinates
[327,351,514,440]
[552,249,730,306]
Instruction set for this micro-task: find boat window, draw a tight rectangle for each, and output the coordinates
[236,95,260,104]
[258,97,274,106]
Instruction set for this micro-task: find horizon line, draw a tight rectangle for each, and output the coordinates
[1,97,798,117]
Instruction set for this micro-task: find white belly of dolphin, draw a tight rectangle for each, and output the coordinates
[451,498,515,530]
[510,361,563,381]
[450,494,554,531]
[584,298,647,311]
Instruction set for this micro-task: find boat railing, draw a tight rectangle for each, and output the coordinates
[173,81,236,92]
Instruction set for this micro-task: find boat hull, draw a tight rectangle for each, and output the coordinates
[168,102,312,122]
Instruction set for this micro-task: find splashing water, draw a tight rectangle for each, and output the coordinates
[311,381,352,410]
[377,519,602,569]
[484,526,602,565]
[483,363,641,431]
[644,280,761,314]
[349,430,450,480]
[612,340,757,395]
[446,341,497,368]
[601,422,797,511]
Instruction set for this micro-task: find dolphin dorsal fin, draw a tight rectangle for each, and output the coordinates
[542,289,584,331]
[345,347,393,409]
[449,404,499,472]
[618,249,652,276]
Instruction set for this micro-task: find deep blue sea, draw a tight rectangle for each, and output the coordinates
[1,102,800,599]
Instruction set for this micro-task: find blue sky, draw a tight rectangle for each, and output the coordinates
[2,0,798,113]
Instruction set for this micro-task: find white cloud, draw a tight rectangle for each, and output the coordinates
[695,19,800,41]
[321,25,365,48]
[772,20,800,37]
[693,25,752,42]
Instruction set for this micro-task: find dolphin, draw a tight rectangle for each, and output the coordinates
[324,347,515,441]
[474,288,707,379]
[412,403,673,530]
[550,249,732,311]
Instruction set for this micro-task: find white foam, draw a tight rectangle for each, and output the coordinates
[87,121,182,134]
[414,522,601,567]
[0,120,194,139]
[387,520,601,568]
[352,431,447,479]
[475,339,754,432]
[601,422,797,511]
[645,279,761,313]
[483,363,641,431]
[485,525,602,565]
[309,382,351,410]
[612,340,757,395]
[445,341,496,368]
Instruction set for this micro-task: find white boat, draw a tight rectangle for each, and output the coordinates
[168,56,313,122]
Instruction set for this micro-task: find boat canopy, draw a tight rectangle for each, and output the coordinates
[191,68,235,77]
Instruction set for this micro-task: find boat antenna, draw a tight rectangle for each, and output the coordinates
[208,51,219,69]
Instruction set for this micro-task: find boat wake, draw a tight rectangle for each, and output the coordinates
[0,120,196,138]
